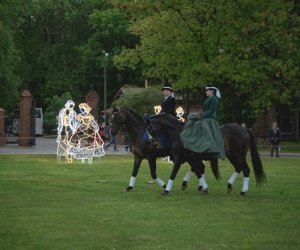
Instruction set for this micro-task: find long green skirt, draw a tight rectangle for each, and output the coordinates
[180,114,225,159]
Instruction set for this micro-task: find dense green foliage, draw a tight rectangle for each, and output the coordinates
[0,0,141,113]
[43,92,73,134]
[0,154,299,249]
[114,0,300,122]
[0,0,299,125]
[0,1,23,110]
[112,85,162,115]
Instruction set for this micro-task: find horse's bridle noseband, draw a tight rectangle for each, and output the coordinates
[109,111,126,134]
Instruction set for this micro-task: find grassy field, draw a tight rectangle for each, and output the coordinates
[257,141,300,153]
[0,154,299,250]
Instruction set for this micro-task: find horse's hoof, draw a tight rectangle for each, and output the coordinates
[202,189,208,195]
[198,186,203,191]
[227,183,233,194]
[181,181,188,190]
[161,190,169,196]
[163,184,167,189]
[240,191,246,196]
[124,186,133,192]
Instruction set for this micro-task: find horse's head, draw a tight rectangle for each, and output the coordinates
[109,107,127,136]
[147,115,163,139]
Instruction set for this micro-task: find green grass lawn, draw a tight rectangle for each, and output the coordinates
[0,155,299,250]
[258,141,300,153]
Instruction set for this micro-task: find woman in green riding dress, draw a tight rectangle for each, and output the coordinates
[180,84,225,159]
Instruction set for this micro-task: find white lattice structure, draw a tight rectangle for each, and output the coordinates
[56,101,105,164]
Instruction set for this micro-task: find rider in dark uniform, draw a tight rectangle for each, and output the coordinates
[159,83,177,150]
[161,83,176,117]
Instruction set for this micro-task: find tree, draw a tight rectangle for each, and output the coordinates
[0,21,20,110]
[0,0,29,110]
[79,4,141,109]
[43,92,73,134]
[113,0,300,123]
[112,86,161,115]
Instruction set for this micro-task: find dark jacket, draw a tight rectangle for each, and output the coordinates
[203,95,218,119]
[161,96,176,117]
[269,127,281,144]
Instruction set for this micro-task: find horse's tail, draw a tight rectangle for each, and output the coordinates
[247,128,266,184]
[210,156,220,180]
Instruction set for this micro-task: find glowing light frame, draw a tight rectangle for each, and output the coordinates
[153,105,185,122]
[56,101,105,164]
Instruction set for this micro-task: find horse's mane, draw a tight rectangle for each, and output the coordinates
[122,107,145,123]
[151,113,184,126]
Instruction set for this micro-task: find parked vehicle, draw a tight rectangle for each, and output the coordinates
[12,108,43,136]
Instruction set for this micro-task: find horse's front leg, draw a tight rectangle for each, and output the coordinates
[125,156,143,192]
[186,158,208,195]
[181,162,206,192]
[161,156,182,195]
[147,156,166,189]
[181,169,194,190]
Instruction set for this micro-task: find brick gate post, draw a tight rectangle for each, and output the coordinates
[19,90,33,146]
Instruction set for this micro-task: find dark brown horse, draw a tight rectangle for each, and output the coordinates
[109,107,218,192]
[148,113,266,195]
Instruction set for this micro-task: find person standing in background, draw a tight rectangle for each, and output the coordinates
[269,121,281,158]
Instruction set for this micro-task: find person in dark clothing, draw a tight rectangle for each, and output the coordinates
[104,126,118,152]
[269,121,281,157]
[161,83,177,117]
[99,122,106,141]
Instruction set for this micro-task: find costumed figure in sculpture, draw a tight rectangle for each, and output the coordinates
[69,103,105,163]
[56,100,78,163]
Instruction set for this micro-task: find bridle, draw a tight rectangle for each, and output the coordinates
[109,112,125,134]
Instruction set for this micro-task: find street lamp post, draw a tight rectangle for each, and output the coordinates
[103,51,108,125]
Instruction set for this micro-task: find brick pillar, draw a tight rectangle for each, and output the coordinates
[0,108,5,145]
[19,90,33,146]
[85,90,99,122]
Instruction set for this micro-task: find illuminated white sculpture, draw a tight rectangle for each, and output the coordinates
[154,105,162,115]
[57,100,78,163]
[56,101,105,164]
[176,107,185,122]
[153,105,185,122]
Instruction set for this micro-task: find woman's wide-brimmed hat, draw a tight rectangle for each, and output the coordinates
[205,83,221,98]
[162,83,173,92]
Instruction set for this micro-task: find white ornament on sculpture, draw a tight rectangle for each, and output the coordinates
[153,105,185,122]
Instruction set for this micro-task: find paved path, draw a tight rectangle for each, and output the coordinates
[0,137,299,157]
[0,137,129,155]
